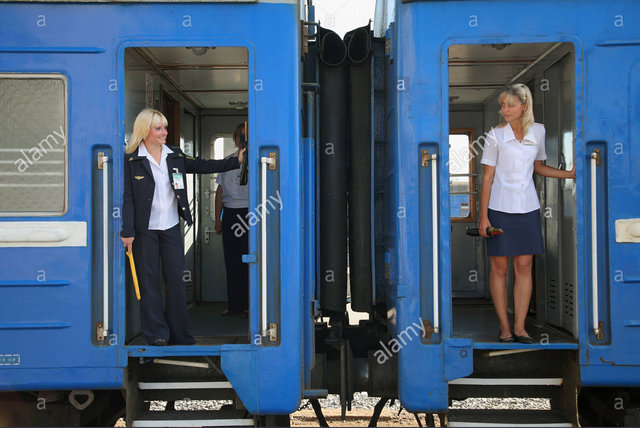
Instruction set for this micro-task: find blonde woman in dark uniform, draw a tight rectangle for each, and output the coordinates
[479,84,576,343]
[121,108,244,345]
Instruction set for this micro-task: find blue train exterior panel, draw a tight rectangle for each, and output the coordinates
[387,0,640,412]
[0,1,303,415]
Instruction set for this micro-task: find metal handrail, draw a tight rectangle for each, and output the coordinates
[431,153,439,334]
[260,155,275,337]
[100,153,110,341]
[590,150,600,338]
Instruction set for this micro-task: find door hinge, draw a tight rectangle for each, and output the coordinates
[97,152,106,170]
[267,322,278,342]
[421,149,431,167]
[96,322,105,342]
[268,152,277,170]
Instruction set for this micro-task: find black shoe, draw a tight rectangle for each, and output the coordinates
[151,339,168,346]
[221,309,239,316]
[499,329,514,342]
[514,334,534,344]
[240,311,249,319]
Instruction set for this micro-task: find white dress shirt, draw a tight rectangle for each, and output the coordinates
[138,143,180,230]
[481,123,547,213]
[216,152,248,209]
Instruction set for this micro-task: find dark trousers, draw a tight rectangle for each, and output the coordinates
[221,207,249,312]
[133,224,195,345]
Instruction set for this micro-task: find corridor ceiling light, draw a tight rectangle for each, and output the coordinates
[187,47,209,56]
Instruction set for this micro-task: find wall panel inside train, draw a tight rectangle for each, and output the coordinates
[447,42,578,342]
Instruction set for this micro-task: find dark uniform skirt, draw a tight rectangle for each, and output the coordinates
[486,208,544,257]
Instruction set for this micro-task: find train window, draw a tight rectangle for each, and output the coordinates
[0,74,67,216]
[210,135,236,219]
[213,136,235,160]
[449,129,476,222]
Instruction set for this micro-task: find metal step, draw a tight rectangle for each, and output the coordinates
[448,409,573,427]
[127,357,250,426]
[132,410,254,427]
[449,377,565,400]
[133,418,254,427]
[136,380,236,401]
[132,418,254,427]
[449,378,563,386]
[138,381,232,390]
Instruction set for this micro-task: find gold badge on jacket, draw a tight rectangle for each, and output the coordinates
[134,176,145,180]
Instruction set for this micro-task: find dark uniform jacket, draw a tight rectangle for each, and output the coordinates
[121,146,239,238]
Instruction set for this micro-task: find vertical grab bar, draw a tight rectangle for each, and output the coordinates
[590,149,602,339]
[431,153,439,334]
[260,154,276,340]
[98,152,110,342]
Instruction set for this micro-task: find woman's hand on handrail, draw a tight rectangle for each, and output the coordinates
[534,160,576,179]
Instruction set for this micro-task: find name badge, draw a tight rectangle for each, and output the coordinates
[523,140,537,146]
[172,172,185,190]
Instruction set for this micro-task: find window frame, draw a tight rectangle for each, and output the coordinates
[449,128,476,223]
[0,73,68,217]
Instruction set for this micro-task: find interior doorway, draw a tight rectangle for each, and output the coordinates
[447,42,578,343]
[123,45,250,346]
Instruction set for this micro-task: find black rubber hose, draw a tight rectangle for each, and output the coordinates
[318,27,349,314]
[347,25,373,313]
[347,25,372,64]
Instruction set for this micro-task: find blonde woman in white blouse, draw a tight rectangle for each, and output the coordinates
[479,84,576,343]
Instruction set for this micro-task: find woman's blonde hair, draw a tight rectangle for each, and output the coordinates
[497,83,534,135]
[125,108,168,154]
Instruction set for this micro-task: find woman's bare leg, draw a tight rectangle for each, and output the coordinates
[513,254,534,337]
[489,256,511,339]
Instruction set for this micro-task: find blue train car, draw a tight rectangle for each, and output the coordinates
[0,0,304,425]
[381,0,640,424]
[1,0,640,426]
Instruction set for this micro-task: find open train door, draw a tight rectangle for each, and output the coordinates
[579,32,640,386]
[0,18,122,395]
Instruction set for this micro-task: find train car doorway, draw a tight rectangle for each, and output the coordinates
[447,42,578,344]
[123,46,250,347]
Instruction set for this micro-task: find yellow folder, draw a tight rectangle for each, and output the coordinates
[126,250,141,300]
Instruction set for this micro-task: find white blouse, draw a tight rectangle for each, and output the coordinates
[138,143,180,230]
[216,152,248,209]
[480,123,547,214]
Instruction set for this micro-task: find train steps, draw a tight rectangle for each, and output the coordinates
[446,349,579,427]
[446,409,571,427]
[126,357,255,427]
